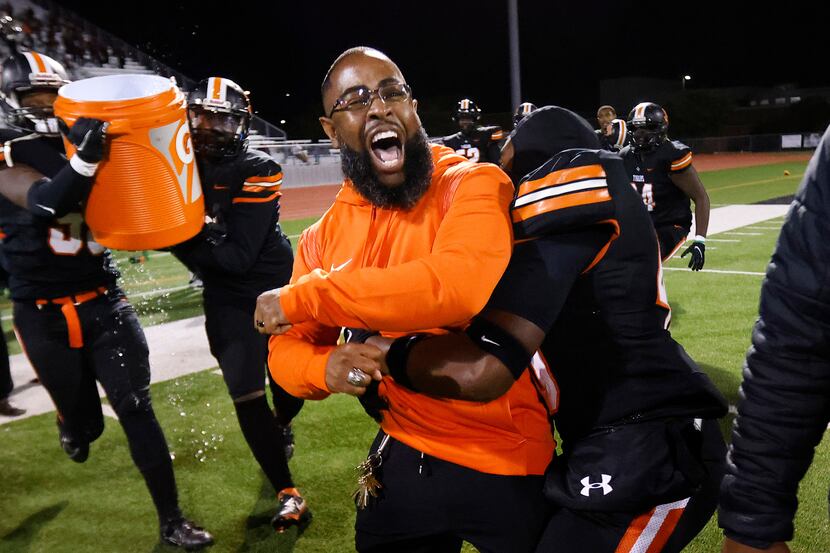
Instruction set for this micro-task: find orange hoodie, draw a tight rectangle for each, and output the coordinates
[268,144,554,476]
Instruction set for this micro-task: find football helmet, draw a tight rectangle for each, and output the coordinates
[0,50,68,136]
[187,77,252,159]
[628,102,668,153]
[513,102,537,128]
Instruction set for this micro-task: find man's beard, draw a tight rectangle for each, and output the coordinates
[340,129,433,209]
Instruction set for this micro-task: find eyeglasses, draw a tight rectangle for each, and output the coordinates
[328,82,412,118]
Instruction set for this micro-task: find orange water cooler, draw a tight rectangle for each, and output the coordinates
[54,74,203,250]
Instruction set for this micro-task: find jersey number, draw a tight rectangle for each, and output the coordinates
[48,214,104,256]
[456,146,480,163]
[641,183,656,211]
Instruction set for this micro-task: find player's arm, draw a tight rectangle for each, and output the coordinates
[176,189,279,274]
[670,164,710,237]
[366,227,613,402]
[267,227,383,399]
[0,118,108,218]
[273,164,514,331]
[0,164,47,208]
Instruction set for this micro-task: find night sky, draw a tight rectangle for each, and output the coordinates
[59,0,825,138]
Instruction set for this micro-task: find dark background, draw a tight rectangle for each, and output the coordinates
[57,0,827,139]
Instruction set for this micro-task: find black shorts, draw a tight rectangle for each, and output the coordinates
[535,419,726,553]
[655,225,689,262]
[13,289,149,442]
[355,432,549,553]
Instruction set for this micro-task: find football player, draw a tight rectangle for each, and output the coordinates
[441,98,504,163]
[171,77,309,533]
[0,50,213,549]
[352,106,728,552]
[594,106,629,152]
[620,102,710,270]
[513,101,537,129]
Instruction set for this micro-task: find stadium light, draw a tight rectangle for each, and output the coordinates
[280,119,286,124]
[285,93,290,97]
[682,74,692,90]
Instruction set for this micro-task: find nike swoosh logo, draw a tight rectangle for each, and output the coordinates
[481,336,501,347]
[36,204,56,215]
[330,259,352,272]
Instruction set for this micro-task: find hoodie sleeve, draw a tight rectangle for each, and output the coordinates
[267,225,340,399]
[718,124,830,547]
[278,163,514,331]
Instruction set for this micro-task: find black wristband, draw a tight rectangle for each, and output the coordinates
[343,328,379,344]
[386,334,429,391]
[465,315,532,380]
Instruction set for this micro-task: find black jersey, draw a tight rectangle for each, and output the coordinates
[488,148,726,444]
[620,139,694,229]
[441,126,504,164]
[0,129,118,300]
[173,148,293,300]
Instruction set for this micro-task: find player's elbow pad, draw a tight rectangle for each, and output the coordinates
[26,163,93,218]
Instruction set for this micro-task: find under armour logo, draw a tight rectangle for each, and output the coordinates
[580,474,613,497]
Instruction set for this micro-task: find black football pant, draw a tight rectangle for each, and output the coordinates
[203,294,303,492]
[1,317,12,400]
[535,419,726,553]
[656,224,689,262]
[13,289,182,522]
[355,432,549,553]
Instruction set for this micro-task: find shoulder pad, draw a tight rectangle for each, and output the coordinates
[480,126,505,141]
[511,149,616,240]
[666,140,693,172]
[240,150,283,187]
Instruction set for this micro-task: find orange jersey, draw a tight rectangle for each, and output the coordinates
[268,144,554,476]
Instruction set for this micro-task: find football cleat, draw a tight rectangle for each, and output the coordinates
[271,488,311,533]
[58,426,89,463]
[160,517,214,550]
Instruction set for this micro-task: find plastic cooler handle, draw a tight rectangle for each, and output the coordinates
[105,120,131,135]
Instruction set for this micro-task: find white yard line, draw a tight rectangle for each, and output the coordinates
[722,232,762,236]
[664,267,765,277]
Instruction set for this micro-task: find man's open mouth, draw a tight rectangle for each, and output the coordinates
[368,127,405,173]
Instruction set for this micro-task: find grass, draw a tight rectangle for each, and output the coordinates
[3,160,829,552]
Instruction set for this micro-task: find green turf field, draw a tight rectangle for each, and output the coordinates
[3,158,829,552]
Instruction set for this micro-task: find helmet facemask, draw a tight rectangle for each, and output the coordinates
[630,123,665,153]
[2,86,62,136]
[187,104,250,160]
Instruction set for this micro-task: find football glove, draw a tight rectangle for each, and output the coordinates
[58,117,109,164]
[681,240,705,271]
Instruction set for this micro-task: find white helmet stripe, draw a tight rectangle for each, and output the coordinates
[208,77,227,103]
[23,52,49,74]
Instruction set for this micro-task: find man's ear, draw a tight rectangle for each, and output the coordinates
[412,98,418,112]
[319,116,340,148]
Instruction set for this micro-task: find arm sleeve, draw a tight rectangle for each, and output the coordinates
[278,164,514,331]
[487,227,611,332]
[26,163,93,218]
[718,125,830,547]
[267,227,340,400]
